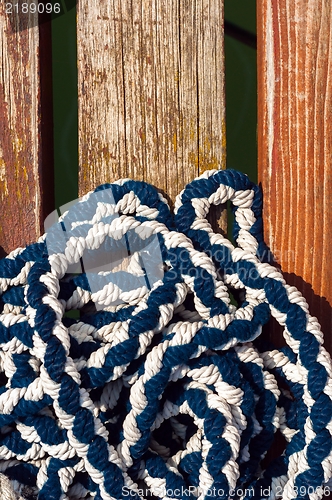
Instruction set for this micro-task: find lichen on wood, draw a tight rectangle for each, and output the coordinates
[0,6,53,253]
[77,0,226,211]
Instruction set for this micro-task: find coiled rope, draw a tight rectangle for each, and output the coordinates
[0,169,331,500]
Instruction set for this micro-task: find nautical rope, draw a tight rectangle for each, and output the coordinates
[0,169,331,500]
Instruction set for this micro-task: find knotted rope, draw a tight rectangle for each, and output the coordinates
[0,169,331,500]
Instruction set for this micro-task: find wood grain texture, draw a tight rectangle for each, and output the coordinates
[0,7,54,254]
[257,1,332,348]
[77,0,226,203]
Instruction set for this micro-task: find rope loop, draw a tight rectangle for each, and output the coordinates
[0,169,331,500]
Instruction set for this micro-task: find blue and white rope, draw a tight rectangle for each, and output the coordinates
[0,169,331,500]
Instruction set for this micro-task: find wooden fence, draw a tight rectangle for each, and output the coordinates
[0,0,331,348]
[257,1,332,347]
[0,6,53,254]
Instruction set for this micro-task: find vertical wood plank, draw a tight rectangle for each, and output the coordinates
[0,6,54,254]
[257,1,332,348]
[77,0,225,203]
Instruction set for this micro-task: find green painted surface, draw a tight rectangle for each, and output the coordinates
[52,6,78,209]
[225,0,257,182]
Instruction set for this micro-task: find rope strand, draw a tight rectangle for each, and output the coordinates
[0,169,331,500]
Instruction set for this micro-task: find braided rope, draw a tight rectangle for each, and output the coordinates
[0,169,331,500]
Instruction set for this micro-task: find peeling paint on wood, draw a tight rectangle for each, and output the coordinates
[77,0,226,211]
[0,7,54,254]
[257,1,332,348]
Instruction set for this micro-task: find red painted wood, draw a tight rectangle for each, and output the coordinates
[257,0,332,352]
[0,7,54,254]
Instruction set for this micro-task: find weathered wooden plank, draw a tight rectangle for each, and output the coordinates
[77,0,225,203]
[0,5,54,254]
[257,1,332,348]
